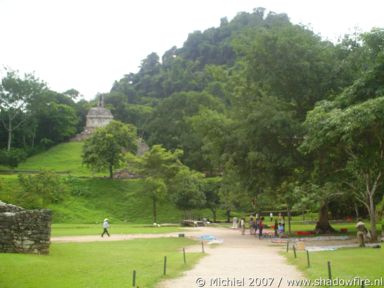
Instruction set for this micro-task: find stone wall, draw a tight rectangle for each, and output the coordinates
[0,201,52,254]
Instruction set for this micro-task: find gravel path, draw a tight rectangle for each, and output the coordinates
[51,232,182,243]
[157,227,305,288]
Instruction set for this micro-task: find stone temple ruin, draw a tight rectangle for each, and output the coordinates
[72,93,114,141]
[85,94,114,129]
[0,201,52,254]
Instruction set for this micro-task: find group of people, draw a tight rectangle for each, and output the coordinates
[235,213,286,239]
[249,216,265,238]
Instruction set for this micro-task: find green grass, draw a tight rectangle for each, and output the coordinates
[285,247,384,287]
[15,142,93,176]
[53,178,185,224]
[51,223,182,237]
[0,176,186,224]
[0,141,219,224]
[0,238,203,288]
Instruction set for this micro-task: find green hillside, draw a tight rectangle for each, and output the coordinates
[51,177,184,223]
[0,142,210,224]
[17,141,91,176]
[0,174,186,224]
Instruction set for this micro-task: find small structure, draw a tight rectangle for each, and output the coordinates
[85,94,114,129]
[0,201,52,254]
[72,94,114,141]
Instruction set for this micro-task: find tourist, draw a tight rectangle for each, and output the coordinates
[101,218,110,237]
[278,213,285,232]
[255,217,261,235]
[274,219,278,237]
[258,217,264,239]
[278,222,284,237]
[232,217,238,229]
[270,212,273,222]
[240,218,246,235]
[356,219,367,247]
[249,217,255,235]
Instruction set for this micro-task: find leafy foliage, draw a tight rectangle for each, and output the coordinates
[169,168,206,211]
[82,121,137,178]
[0,148,27,168]
[16,171,69,208]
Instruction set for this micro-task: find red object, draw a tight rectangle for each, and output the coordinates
[340,228,348,233]
[296,231,313,236]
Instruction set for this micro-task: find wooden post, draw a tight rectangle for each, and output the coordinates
[201,241,205,253]
[327,261,332,285]
[288,209,292,235]
[132,270,136,287]
[306,250,310,268]
[293,245,297,258]
[163,256,167,276]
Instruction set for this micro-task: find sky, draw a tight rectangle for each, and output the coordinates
[1,0,384,101]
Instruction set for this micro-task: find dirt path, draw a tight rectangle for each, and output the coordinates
[51,232,182,243]
[157,227,305,288]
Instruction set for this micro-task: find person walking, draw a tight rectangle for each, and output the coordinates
[101,218,110,237]
[258,217,264,239]
[249,216,255,235]
[240,218,246,235]
[356,219,367,247]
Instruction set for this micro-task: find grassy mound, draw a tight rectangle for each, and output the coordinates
[52,178,184,224]
[16,142,91,176]
[0,141,218,224]
[0,176,184,224]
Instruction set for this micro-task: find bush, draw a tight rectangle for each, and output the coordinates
[0,148,27,168]
[17,171,69,208]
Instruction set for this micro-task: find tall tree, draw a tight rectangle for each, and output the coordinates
[169,167,206,214]
[145,91,224,171]
[131,145,184,223]
[301,97,384,240]
[301,29,384,240]
[82,121,137,178]
[0,70,46,150]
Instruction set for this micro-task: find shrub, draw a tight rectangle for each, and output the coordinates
[17,171,69,208]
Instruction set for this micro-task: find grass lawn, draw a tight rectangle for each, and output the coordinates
[285,247,384,287]
[0,238,203,288]
[51,223,183,237]
[15,142,93,176]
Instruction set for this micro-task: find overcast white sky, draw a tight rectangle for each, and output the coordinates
[1,0,383,100]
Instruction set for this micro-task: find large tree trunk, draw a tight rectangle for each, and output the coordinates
[153,197,157,224]
[109,164,113,179]
[31,128,36,149]
[210,208,217,223]
[362,171,381,242]
[354,202,360,219]
[287,209,292,235]
[226,209,231,223]
[7,120,12,151]
[315,203,336,234]
[368,194,378,241]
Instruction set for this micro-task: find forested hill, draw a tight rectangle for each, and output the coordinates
[2,7,383,231]
[104,7,362,173]
[109,8,292,105]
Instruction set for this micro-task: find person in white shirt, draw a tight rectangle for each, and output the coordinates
[101,218,110,237]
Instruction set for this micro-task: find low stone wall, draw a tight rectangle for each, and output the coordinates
[0,201,52,254]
